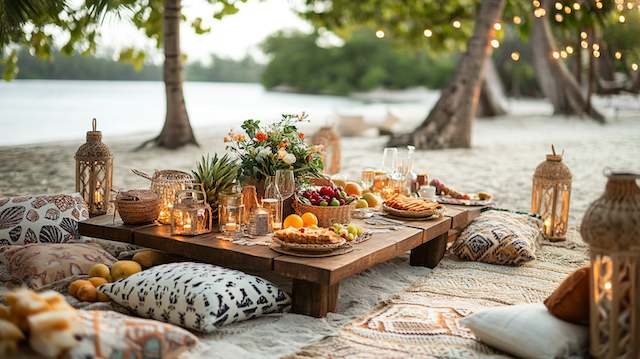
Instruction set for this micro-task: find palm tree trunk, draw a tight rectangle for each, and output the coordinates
[476,59,508,118]
[388,0,506,149]
[530,0,604,122]
[139,0,198,149]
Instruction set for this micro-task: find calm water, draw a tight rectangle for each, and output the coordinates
[0,80,429,146]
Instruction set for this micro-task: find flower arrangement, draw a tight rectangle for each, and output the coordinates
[225,113,324,183]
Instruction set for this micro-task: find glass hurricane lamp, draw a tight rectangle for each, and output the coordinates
[170,188,212,236]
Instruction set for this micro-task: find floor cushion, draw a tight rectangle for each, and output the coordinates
[544,266,590,325]
[98,262,291,333]
[0,193,88,245]
[460,303,588,358]
[72,310,198,359]
[0,243,116,289]
[450,210,542,265]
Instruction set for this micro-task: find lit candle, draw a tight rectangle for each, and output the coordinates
[224,222,237,232]
[543,218,551,235]
[184,216,192,231]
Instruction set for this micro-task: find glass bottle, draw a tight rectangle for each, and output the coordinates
[263,176,282,230]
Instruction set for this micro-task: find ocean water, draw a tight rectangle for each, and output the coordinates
[0,80,431,146]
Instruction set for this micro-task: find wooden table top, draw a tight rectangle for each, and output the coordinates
[79,204,484,285]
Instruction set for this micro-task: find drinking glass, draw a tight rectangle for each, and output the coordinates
[361,167,376,191]
[381,147,398,173]
[275,169,295,200]
[263,176,282,229]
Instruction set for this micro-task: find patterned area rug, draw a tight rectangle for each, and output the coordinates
[290,228,589,359]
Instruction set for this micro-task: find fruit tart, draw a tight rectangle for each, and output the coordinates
[274,227,344,244]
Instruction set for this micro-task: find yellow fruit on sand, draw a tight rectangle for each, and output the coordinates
[283,214,304,229]
[88,263,110,279]
[301,212,318,227]
[355,199,369,209]
[76,284,97,302]
[110,261,142,281]
[88,277,109,288]
[344,182,363,196]
[133,250,169,269]
[68,280,92,297]
[362,193,380,208]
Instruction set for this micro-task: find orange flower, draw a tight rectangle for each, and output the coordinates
[255,132,268,142]
[298,133,305,139]
[278,141,288,149]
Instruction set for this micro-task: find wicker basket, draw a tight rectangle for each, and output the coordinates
[115,190,160,224]
[292,195,355,227]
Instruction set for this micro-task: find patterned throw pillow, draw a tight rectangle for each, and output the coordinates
[450,210,542,265]
[71,310,199,359]
[0,243,116,289]
[99,262,291,333]
[0,193,89,245]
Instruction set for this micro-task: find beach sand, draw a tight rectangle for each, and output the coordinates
[0,95,639,358]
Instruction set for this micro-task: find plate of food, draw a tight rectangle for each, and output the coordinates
[330,222,371,244]
[272,227,346,253]
[430,178,494,206]
[383,195,446,219]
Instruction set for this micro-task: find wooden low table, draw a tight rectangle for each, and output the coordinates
[79,204,483,317]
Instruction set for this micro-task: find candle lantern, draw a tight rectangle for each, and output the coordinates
[248,206,272,236]
[218,192,244,234]
[133,169,193,224]
[75,118,112,217]
[170,188,212,236]
[581,171,640,359]
[531,146,572,241]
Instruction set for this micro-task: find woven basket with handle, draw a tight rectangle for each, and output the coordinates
[115,190,160,224]
[292,195,355,227]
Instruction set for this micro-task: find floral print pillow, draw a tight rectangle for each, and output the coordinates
[71,310,198,359]
[0,193,89,245]
[0,242,116,289]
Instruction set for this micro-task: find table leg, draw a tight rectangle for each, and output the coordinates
[410,233,448,268]
[291,279,339,317]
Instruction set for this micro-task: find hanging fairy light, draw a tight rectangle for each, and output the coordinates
[560,50,568,58]
[555,14,564,22]
[533,0,541,7]
[552,51,561,59]
[619,15,626,23]
[593,50,601,58]
[572,2,580,10]
[581,41,589,48]
[593,43,600,51]
[513,16,522,24]
[627,2,634,9]
[555,2,563,10]
[511,51,521,61]
[534,8,546,17]
[566,46,574,54]
[423,28,433,37]
[614,51,622,60]
[452,20,461,28]
[490,39,500,48]
[596,1,603,9]
[632,63,638,71]
[375,30,385,38]
[581,31,588,39]
[494,22,502,30]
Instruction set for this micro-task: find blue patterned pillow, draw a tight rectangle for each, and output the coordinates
[450,210,542,265]
[98,262,291,332]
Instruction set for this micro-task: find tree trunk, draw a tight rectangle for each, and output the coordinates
[476,59,508,118]
[530,0,604,122]
[139,0,198,149]
[388,0,506,149]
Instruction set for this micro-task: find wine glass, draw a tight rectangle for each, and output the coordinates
[361,167,376,191]
[275,169,295,200]
[382,147,398,173]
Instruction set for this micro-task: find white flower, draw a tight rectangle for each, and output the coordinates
[257,147,272,159]
[283,153,297,165]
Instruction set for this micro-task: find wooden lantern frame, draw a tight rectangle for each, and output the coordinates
[75,119,112,217]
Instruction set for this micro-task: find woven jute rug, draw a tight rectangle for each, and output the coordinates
[289,227,589,359]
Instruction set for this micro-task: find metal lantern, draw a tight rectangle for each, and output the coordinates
[75,119,112,217]
[581,171,640,359]
[132,169,193,224]
[531,146,572,241]
[170,188,212,236]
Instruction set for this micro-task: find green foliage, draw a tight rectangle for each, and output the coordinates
[192,153,240,208]
[261,29,456,95]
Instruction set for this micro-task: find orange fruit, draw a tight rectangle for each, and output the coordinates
[301,212,318,227]
[283,214,304,229]
[344,182,363,196]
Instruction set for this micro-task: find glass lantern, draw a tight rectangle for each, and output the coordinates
[147,170,193,224]
[581,171,640,358]
[75,119,112,217]
[531,148,572,241]
[218,192,244,234]
[170,188,212,236]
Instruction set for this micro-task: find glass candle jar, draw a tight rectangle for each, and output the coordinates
[170,189,212,236]
[218,192,244,234]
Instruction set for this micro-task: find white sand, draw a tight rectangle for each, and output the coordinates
[0,95,639,358]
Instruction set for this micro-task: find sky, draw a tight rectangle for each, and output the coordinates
[98,0,312,64]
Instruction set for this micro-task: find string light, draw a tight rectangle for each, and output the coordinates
[614,51,622,60]
[513,16,522,24]
[566,46,574,54]
[555,14,564,22]
[494,22,502,30]
[423,29,433,37]
[555,2,563,10]
[596,1,603,9]
[452,20,461,28]
[593,50,600,58]
[533,0,541,7]
[592,43,600,51]
[511,51,521,61]
[560,50,568,58]
[619,15,626,23]
[572,2,580,10]
[632,63,638,71]
[564,6,572,14]
[534,8,546,17]
[552,51,561,59]
[627,2,634,9]
[581,41,588,48]
[375,30,385,38]
[617,4,624,11]
[580,31,588,39]
[490,39,500,48]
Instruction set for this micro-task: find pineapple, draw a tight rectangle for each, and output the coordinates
[192,154,240,210]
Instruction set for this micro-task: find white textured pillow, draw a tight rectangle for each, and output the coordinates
[99,262,291,333]
[459,303,588,359]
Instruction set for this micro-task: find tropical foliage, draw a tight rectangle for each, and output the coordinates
[225,113,324,183]
[192,154,240,209]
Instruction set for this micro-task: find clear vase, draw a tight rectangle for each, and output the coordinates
[263,176,282,230]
